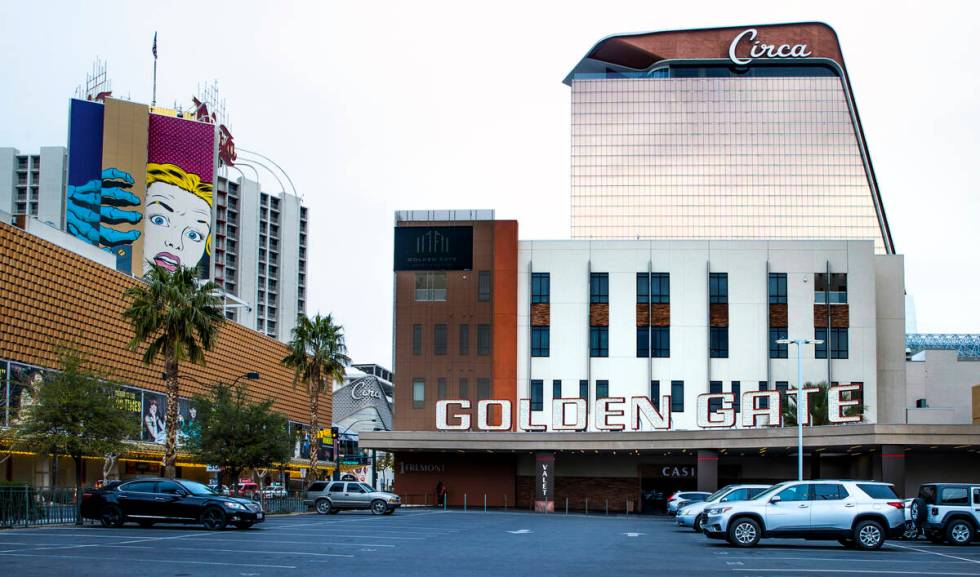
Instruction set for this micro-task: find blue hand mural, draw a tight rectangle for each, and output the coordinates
[65,167,143,247]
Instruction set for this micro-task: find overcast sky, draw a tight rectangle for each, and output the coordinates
[1,0,978,365]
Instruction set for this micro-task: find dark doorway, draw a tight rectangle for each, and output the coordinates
[639,464,698,514]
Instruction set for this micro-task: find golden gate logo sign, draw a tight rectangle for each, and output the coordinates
[435,384,861,431]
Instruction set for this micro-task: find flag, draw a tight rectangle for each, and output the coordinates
[152,32,157,59]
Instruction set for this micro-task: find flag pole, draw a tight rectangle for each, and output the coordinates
[151,32,158,107]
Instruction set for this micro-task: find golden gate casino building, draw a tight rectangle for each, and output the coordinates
[359,24,980,513]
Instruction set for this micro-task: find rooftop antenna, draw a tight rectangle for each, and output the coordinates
[74,57,111,101]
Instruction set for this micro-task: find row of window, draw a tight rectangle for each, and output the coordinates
[413,324,492,356]
[411,377,492,408]
[414,271,492,302]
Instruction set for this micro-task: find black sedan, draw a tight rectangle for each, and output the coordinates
[81,477,264,530]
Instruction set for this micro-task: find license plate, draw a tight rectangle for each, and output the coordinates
[257,512,264,520]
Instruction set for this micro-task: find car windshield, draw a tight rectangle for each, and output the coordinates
[356,483,374,493]
[750,482,790,501]
[181,480,217,496]
[705,487,732,502]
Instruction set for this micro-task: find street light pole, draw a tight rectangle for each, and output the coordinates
[334,419,378,482]
[777,338,823,481]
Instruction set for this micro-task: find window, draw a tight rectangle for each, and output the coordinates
[650,381,660,409]
[158,481,183,495]
[732,381,741,413]
[579,380,588,400]
[530,380,544,411]
[412,379,425,409]
[813,484,849,501]
[671,381,684,412]
[458,324,469,355]
[437,378,447,400]
[709,273,728,304]
[759,381,770,410]
[815,328,849,359]
[769,273,787,304]
[552,380,561,399]
[769,328,788,358]
[478,271,492,302]
[531,273,550,304]
[596,380,609,399]
[458,378,469,400]
[636,273,649,304]
[710,327,728,358]
[477,325,492,356]
[476,379,491,401]
[814,273,847,304]
[590,273,609,304]
[123,481,156,493]
[346,483,365,494]
[776,484,811,502]
[858,484,898,500]
[652,327,669,358]
[531,327,550,357]
[940,487,969,505]
[328,482,346,493]
[415,272,447,301]
[590,326,608,357]
[709,381,722,412]
[637,273,669,304]
[636,327,649,358]
[434,324,447,355]
[308,482,327,492]
[412,324,423,355]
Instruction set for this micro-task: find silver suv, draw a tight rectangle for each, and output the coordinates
[677,485,770,532]
[703,480,906,550]
[913,483,980,545]
[304,481,401,515]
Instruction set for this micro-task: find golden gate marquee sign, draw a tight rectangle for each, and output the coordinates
[435,384,862,431]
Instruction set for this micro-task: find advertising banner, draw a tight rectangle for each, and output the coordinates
[142,390,167,444]
[394,226,473,271]
[113,386,143,441]
[7,363,46,428]
[534,452,555,513]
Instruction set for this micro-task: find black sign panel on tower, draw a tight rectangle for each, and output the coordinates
[394,226,474,271]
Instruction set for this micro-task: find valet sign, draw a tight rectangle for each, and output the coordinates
[435,384,862,431]
[728,28,812,65]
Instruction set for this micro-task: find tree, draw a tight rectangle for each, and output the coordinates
[781,382,865,426]
[185,383,294,495]
[122,263,224,478]
[281,313,350,484]
[13,350,139,524]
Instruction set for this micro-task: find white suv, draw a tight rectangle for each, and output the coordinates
[703,480,906,550]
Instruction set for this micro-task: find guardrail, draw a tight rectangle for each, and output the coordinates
[0,486,79,528]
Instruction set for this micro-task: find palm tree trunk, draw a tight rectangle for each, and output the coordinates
[308,386,319,486]
[163,348,179,479]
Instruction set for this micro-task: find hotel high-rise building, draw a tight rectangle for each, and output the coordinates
[565,23,894,254]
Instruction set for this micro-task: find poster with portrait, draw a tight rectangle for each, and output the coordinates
[112,385,144,441]
[177,398,200,446]
[141,390,167,444]
[8,363,46,426]
[290,423,311,460]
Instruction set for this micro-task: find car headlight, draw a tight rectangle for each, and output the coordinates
[224,501,246,510]
[388,497,398,503]
[706,507,732,515]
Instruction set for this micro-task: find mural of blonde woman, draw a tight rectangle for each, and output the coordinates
[142,163,213,275]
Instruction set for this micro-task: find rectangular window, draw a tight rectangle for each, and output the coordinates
[437,378,447,400]
[769,273,787,304]
[814,273,848,304]
[596,380,609,399]
[590,326,609,357]
[531,273,550,304]
[579,379,588,400]
[477,325,492,356]
[412,324,423,356]
[710,327,728,358]
[458,324,469,355]
[530,380,544,411]
[458,378,469,400]
[531,326,550,357]
[769,328,788,358]
[652,327,669,358]
[476,379,491,401]
[759,381,770,410]
[671,380,684,412]
[815,327,849,359]
[412,379,425,409]
[650,380,660,410]
[709,381,723,412]
[651,273,669,304]
[590,273,609,304]
[775,381,789,405]
[636,273,649,304]
[732,381,741,413]
[415,272,447,301]
[434,324,447,355]
[636,326,649,358]
[709,273,728,304]
[552,380,561,399]
[478,271,492,302]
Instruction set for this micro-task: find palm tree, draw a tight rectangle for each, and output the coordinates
[781,382,864,426]
[123,263,224,478]
[281,313,350,484]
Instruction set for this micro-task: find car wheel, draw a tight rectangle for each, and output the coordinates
[909,498,926,528]
[100,505,124,528]
[727,518,761,547]
[235,521,254,529]
[945,520,974,546]
[137,520,155,528]
[901,522,919,540]
[315,499,332,515]
[694,513,706,534]
[853,519,885,551]
[371,500,388,515]
[838,538,856,549]
[200,506,228,530]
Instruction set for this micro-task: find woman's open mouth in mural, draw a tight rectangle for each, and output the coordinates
[153,251,181,271]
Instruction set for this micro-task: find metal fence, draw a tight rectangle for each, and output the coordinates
[396,492,638,516]
[0,486,79,527]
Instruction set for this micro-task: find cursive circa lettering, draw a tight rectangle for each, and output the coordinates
[729,28,812,66]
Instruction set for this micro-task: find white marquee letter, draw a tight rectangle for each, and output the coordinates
[729,29,757,65]
[631,396,670,431]
[437,400,470,430]
[787,387,821,426]
[698,393,736,428]
[477,400,512,431]
[552,398,587,431]
[828,384,862,423]
[519,399,546,431]
[742,391,780,428]
[595,397,626,431]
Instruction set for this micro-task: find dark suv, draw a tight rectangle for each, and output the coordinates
[910,483,980,545]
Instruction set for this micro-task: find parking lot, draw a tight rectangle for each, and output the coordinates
[1,510,979,577]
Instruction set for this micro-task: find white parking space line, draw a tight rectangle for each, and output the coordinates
[253,531,425,540]
[181,537,397,547]
[0,552,299,569]
[734,570,980,576]
[724,555,976,565]
[890,543,980,565]
[95,545,354,558]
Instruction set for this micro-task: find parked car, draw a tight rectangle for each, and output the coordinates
[912,483,980,545]
[262,482,287,498]
[677,485,770,532]
[81,477,264,530]
[237,481,259,495]
[703,480,906,550]
[304,480,401,515]
[667,491,711,515]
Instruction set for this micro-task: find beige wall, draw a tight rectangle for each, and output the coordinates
[874,255,907,424]
[906,350,980,424]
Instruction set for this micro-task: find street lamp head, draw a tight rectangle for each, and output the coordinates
[809,340,824,345]
[775,339,792,345]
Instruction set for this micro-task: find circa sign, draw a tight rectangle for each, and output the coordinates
[728,28,812,66]
[435,384,862,431]
[350,379,383,402]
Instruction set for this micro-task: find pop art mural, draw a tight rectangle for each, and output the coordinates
[66,98,216,278]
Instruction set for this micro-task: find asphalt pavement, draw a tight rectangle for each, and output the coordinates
[1,509,979,577]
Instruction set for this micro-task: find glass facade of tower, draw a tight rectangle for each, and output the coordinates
[570,65,886,253]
